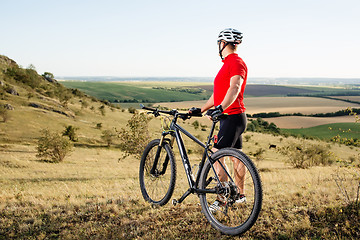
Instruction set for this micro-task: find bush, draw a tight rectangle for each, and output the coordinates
[278,141,336,168]
[80,100,89,109]
[331,135,360,147]
[117,112,152,159]
[36,129,73,162]
[244,135,252,142]
[128,107,137,114]
[62,125,78,142]
[253,148,265,161]
[99,105,106,116]
[101,129,116,147]
[192,120,200,130]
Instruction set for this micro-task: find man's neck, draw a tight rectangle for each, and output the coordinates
[222,49,236,59]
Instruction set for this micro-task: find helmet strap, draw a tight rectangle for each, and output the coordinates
[218,41,229,60]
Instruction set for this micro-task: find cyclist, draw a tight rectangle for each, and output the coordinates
[189,28,247,212]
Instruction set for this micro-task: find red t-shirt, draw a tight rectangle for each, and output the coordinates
[213,53,247,115]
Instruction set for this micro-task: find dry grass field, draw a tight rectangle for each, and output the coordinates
[1,130,360,239]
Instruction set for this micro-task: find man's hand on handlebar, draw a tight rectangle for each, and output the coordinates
[206,105,223,120]
[188,107,202,115]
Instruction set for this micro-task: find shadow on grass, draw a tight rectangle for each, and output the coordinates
[9,177,94,183]
[74,143,113,148]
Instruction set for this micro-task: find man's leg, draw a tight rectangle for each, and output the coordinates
[232,156,246,194]
[212,147,229,182]
[213,147,245,192]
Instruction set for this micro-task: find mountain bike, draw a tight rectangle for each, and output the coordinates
[139,104,262,236]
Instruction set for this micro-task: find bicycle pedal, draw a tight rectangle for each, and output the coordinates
[172,199,178,206]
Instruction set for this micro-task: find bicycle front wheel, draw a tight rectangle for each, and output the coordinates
[139,139,176,206]
[199,148,262,236]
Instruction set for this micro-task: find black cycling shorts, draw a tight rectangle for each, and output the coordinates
[213,113,247,150]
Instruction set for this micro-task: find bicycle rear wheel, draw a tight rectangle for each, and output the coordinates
[199,148,262,236]
[139,139,176,206]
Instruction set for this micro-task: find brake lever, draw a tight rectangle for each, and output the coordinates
[153,110,160,117]
[179,114,190,120]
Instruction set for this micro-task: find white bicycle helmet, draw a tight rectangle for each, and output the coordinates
[217,28,243,44]
[217,28,243,60]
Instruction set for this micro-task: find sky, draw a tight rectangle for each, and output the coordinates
[1,0,360,78]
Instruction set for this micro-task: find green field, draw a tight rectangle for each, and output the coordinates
[62,81,360,104]
[282,122,360,140]
[61,81,212,103]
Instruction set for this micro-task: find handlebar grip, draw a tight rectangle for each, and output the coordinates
[189,113,203,117]
[140,104,154,111]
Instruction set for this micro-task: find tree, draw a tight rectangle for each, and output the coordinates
[42,72,54,79]
[268,122,280,134]
[27,64,36,70]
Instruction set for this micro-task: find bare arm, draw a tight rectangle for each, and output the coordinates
[220,75,243,110]
[201,94,214,113]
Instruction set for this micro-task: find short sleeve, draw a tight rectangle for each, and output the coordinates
[229,60,246,79]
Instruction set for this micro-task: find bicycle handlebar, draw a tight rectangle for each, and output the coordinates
[140,104,202,120]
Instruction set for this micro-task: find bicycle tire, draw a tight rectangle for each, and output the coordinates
[139,139,176,206]
[199,148,262,236]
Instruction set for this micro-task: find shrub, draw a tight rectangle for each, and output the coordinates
[278,141,336,168]
[117,112,152,159]
[253,148,265,161]
[101,129,116,147]
[62,125,78,142]
[200,124,207,131]
[192,120,200,130]
[244,135,252,142]
[36,129,73,162]
[57,89,72,107]
[99,105,106,116]
[80,100,89,109]
[331,135,360,147]
[128,107,136,114]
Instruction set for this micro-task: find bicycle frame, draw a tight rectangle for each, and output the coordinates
[147,107,235,205]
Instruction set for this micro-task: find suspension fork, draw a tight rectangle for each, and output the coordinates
[150,132,174,175]
[159,134,175,175]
